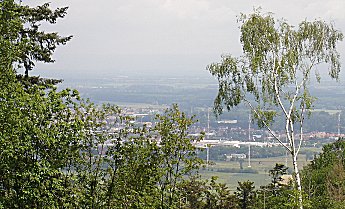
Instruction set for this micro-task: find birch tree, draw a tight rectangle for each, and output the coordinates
[207,10,343,209]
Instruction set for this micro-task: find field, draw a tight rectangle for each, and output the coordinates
[199,154,313,190]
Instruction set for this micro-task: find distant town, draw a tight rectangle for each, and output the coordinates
[65,75,345,169]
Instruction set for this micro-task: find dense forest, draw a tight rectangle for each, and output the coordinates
[1,1,345,208]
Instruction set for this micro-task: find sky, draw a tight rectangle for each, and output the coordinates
[26,0,345,80]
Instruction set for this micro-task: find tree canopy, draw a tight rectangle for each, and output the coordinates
[208,9,343,209]
[0,0,72,78]
[302,139,345,208]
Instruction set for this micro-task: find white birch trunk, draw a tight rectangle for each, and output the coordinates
[292,153,303,209]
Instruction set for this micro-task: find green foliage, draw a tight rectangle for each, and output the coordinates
[0,79,84,208]
[256,164,296,208]
[0,0,72,77]
[208,9,343,208]
[302,138,345,208]
[248,164,312,209]
[208,9,343,119]
[0,2,209,208]
[0,85,205,208]
[269,163,289,192]
[0,2,217,207]
[154,104,204,208]
[256,188,311,209]
[0,2,75,205]
[236,180,256,209]
[61,104,205,208]
[179,176,239,209]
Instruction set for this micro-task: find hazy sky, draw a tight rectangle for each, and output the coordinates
[27,0,345,79]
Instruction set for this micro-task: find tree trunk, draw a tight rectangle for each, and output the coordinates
[292,153,303,209]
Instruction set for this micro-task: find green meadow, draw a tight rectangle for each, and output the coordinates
[200,154,314,190]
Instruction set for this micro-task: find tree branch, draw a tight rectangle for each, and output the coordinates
[296,101,305,155]
[244,99,292,152]
[273,72,289,118]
